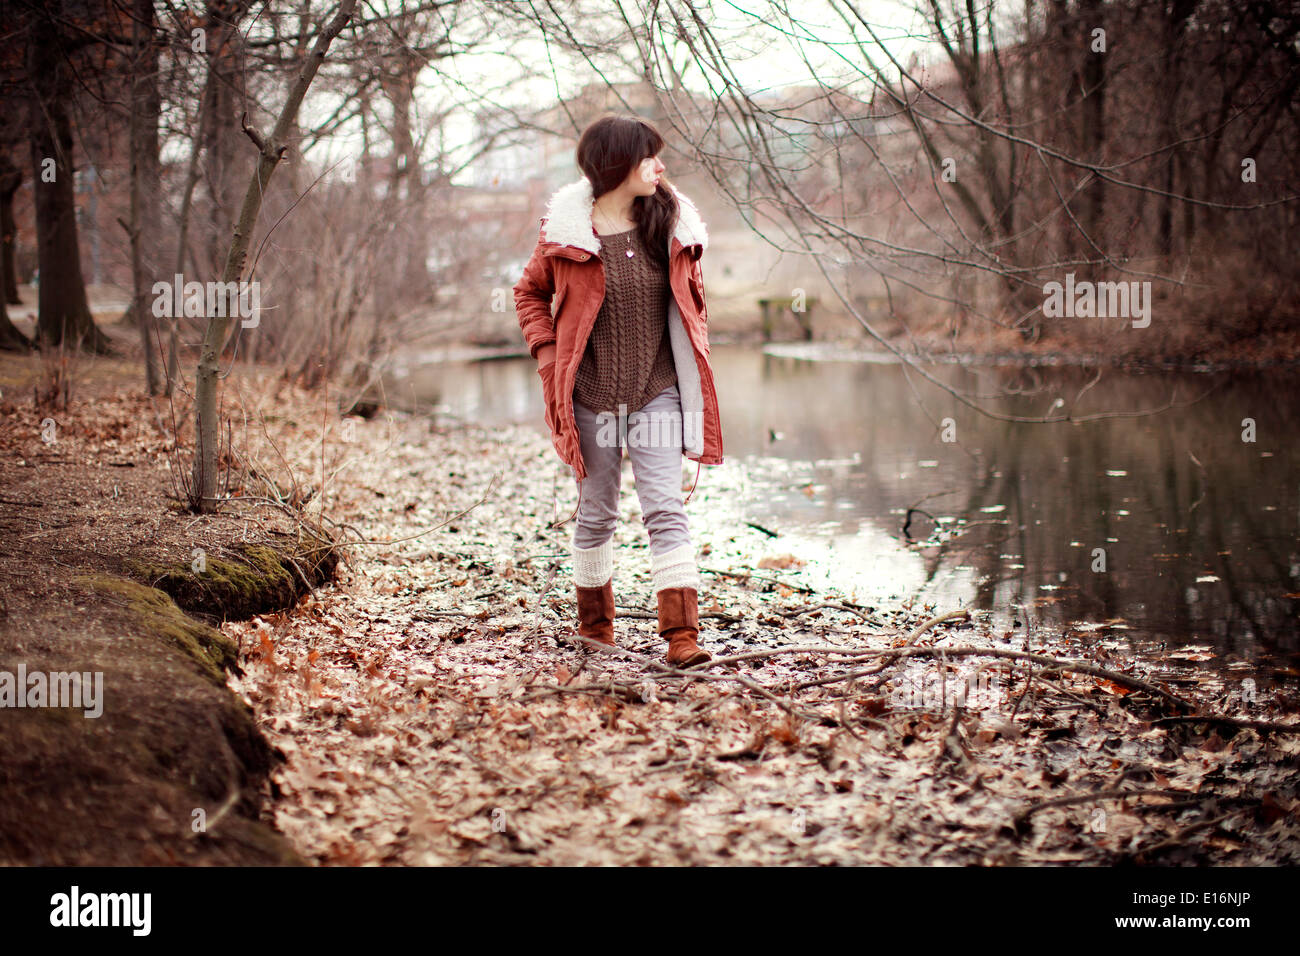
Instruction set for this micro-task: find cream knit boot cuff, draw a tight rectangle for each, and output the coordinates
[650,543,699,593]
[572,537,614,588]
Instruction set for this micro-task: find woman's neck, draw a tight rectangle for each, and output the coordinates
[592,189,637,228]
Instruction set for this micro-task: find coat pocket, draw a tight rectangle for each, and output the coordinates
[687,276,709,335]
[687,274,705,314]
[537,361,558,434]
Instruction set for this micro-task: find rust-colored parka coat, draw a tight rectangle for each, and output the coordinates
[513,177,723,487]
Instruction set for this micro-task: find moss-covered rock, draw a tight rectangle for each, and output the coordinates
[73,574,238,686]
[129,526,340,621]
[1,572,302,865]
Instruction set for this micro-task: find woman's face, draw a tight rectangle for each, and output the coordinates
[626,152,665,197]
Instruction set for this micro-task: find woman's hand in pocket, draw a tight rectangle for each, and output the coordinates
[536,358,558,434]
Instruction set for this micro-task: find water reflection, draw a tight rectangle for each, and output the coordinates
[388,347,1300,659]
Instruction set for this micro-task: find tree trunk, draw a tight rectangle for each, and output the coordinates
[1158,0,1195,259]
[27,8,111,353]
[191,0,358,511]
[0,287,30,351]
[1079,0,1106,246]
[129,0,163,393]
[0,153,21,305]
[0,151,27,350]
[203,0,252,280]
[166,6,236,393]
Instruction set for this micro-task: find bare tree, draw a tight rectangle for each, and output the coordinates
[0,151,29,350]
[126,0,164,393]
[191,0,359,511]
[23,0,112,352]
[0,150,22,308]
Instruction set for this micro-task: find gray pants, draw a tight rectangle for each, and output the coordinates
[572,384,692,558]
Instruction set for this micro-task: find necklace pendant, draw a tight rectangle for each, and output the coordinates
[626,248,635,257]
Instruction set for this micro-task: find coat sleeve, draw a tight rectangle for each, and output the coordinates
[513,226,557,360]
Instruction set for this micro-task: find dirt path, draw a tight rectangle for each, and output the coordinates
[229,411,1300,865]
[0,355,308,864]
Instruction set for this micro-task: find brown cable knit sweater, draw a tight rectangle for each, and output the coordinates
[572,226,677,414]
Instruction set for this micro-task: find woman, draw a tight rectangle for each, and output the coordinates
[513,113,723,667]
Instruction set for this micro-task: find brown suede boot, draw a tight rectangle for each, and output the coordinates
[657,586,711,668]
[575,578,616,649]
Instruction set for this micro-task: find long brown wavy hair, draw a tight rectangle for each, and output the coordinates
[576,113,679,268]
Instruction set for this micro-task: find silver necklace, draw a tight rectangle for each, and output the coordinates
[595,205,636,257]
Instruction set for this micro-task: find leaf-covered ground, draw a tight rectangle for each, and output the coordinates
[226,408,1300,866]
[4,322,1296,867]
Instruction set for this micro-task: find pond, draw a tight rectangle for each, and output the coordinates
[387,345,1300,666]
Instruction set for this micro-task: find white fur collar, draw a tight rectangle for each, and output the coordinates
[540,176,708,255]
